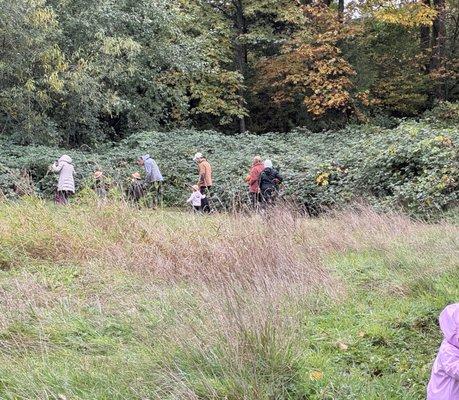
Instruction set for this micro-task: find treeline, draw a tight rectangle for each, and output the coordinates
[0,0,458,146]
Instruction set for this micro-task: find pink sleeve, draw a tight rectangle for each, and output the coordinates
[441,351,459,379]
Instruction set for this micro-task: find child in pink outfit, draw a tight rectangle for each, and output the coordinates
[428,304,459,399]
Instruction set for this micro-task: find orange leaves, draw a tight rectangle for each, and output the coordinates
[256,1,357,118]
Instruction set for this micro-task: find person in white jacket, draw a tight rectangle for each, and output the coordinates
[186,184,205,212]
[51,155,75,205]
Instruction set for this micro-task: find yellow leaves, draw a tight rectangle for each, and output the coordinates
[434,135,454,147]
[102,37,142,57]
[374,2,437,27]
[41,47,68,74]
[27,6,57,30]
[76,59,88,72]
[316,172,330,186]
[440,174,455,188]
[37,90,50,106]
[25,79,36,92]
[309,370,324,381]
[48,72,64,92]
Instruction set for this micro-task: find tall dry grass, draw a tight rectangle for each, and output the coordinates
[0,199,457,398]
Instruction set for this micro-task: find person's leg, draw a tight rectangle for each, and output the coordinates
[145,182,156,208]
[55,190,63,205]
[250,192,260,209]
[62,190,69,205]
[255,192,262,211]
[261,188,274,209]
[200,186,211,213]
[156,181,164,208]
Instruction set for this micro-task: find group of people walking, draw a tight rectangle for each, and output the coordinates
[50,152,283,211]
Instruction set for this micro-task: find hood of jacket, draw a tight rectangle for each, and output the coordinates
[439,303,459,348]
[262,167,277,178]
[59,155,72,164]
[141,154,150,161]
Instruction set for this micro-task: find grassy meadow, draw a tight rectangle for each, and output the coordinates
[0,198,458,399]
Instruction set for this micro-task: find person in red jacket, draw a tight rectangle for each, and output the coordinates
[245,156,264,208]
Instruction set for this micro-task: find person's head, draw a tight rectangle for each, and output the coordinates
[191,184,199,192]
[253,155,262,165]
[131,172,141,180]
[93,170,103,179]
[193,152,203,163]
[439,304,459,348]
[264,159,273,169]
[59,155,72,164]
[137,157,145,166]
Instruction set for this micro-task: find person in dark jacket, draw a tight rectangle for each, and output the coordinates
[127,172,145,205]
[259,159,283,206]
[93,170,108,199]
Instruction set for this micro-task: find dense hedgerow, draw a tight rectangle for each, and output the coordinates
[0,115,458,217]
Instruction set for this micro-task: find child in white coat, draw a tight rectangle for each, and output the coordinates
[187,185,205,212]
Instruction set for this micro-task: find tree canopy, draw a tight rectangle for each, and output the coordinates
[0,0,458,146]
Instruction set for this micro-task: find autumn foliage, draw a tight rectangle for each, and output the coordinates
[257,1,358,118]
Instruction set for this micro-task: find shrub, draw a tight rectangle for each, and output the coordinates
[0,114,457,218]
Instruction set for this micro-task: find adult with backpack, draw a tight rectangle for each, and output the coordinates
[259,159,283,206]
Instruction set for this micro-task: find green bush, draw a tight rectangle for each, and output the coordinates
[0,116,457,218]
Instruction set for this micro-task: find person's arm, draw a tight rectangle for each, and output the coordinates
[144,160,153,179]
[198,164,205,185]
[274,170,283,184]
[442,351,459,380]
[186,193,195,204]
[51,162,62,172]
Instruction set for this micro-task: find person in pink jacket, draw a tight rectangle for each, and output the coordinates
[245,155,264,208]
[427,303,459,399]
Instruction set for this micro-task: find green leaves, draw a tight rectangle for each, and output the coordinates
[1,108,457,218]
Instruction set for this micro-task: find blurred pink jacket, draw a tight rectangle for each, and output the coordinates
[428,304,459,399]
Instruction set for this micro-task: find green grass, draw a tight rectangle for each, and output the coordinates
[0,199,457,399]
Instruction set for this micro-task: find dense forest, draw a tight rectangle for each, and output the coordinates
[1,0,458,147]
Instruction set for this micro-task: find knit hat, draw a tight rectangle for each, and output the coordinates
[191,184,199,191]
[264,159,273,169]
[93,170,103,179]
[132,172,141,180]
[193,152,203,162]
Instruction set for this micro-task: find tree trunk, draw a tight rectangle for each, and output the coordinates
[338,0,344,17]
[234,0,248,133]
[430,0,447,99]
[420,0,431,54]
